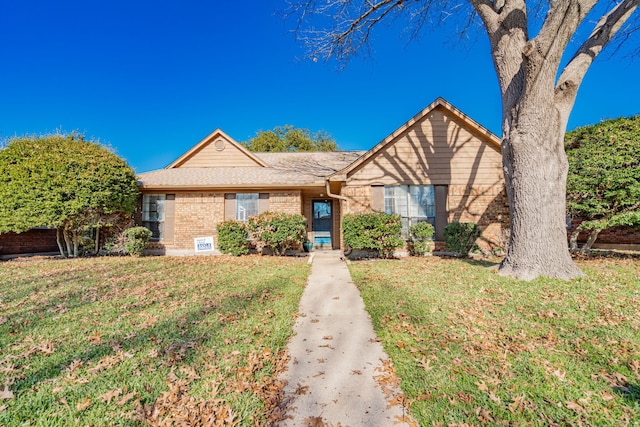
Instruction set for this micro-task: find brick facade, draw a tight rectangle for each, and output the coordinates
[0,229,59,256]
[146,191,303,254]
[341,183,511,253]
[569,219,640,249]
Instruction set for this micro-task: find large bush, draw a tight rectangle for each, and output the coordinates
[248,212,306,256]
[0,133,139,258]
[566,115,640,253]
[216,221,250,256]
[408,221,435,256]
[124,226,152,256]
[342,212,404,258]
[443,222,481,255]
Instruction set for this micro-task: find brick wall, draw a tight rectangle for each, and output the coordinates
[0,229,59,256]
[146,191,303,253]
[341,186,372,214]
[569,219,640,246]
[448,184,510,251]
[341,183,510,252]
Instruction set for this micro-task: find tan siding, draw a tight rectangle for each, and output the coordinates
[177,138,263,168]
[347,107,503,187]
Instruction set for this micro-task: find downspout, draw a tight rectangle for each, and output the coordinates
[325,179,348,251]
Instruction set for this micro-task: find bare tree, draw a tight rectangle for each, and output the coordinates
[288,0,640,280]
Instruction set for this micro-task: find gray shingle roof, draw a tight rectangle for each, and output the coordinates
[137,151,364,189]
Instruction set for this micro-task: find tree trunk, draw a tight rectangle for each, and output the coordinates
[498,108,584,280]
[56,228,67,258]
[579,228,601,254]
[63,229,74,258]
[569,228,580,252]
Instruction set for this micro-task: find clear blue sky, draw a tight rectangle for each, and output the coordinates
[1,1,638,173]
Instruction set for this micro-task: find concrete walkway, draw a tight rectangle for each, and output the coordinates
[276,251,414,426]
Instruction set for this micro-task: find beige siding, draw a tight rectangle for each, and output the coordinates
[347,107,503,187]
[341,106,509,252]
[176,137,263,168]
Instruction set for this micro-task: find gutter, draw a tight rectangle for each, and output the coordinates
[325,179,349,252]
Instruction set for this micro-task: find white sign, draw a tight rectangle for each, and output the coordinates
[194,236,214,253]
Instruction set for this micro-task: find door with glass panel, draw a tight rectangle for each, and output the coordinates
[312,200,332,249]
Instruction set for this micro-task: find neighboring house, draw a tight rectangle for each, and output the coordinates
[137,98,511,255]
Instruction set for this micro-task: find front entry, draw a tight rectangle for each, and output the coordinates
[312,200,332,249]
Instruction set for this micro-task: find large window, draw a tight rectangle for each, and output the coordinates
[236,193,259,222]
[384,185,435,235]
[142,194,165,240]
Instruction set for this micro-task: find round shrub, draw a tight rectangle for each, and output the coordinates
[443,222,481,255]
[342,212,404,258]
[408,221,434,256]
[248,212,307,256]
[124,226,152,256]
[217,220,250,256]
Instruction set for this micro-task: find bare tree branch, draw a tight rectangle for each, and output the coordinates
[556,0,640,102]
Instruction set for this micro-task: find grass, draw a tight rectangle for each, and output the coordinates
[349,256,640,426]
[0,255,310,426]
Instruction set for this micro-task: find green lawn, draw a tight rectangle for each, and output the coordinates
[0,255,309,426]
[349,256,640,426]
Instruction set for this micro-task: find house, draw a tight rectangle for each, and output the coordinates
[137,98,511,255]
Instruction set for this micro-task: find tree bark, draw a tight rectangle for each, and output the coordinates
[56,228,67,258]
[498,107,585,280]
[579,228,601,254]
[569,227,580,252]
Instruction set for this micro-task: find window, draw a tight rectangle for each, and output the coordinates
[142,194,165,240]
[236,193,259,222]
[384,185,435,236]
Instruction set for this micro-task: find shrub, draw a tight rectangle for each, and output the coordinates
[248,212,306,256]
[342,212,404,258]
[124,226,152,256]
[216,221,250,256]
[408,221,435,256]
[443,222,481,255]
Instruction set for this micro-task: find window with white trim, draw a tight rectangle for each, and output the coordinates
[384,185,436,236]
[236,193,259,222]
[142,194,165,240]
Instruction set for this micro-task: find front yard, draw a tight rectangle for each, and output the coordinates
[349,256,640,426]
[0,255,309,426]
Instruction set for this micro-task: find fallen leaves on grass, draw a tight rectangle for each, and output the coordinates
[136,377,238,427]
[0,386,14,400]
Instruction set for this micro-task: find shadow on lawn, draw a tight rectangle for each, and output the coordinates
[9,285,275,399]
[614,383,640,404]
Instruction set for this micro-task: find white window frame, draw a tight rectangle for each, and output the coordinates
[236,193,259,222]
[384,185,436,236]
[142,194,165,241]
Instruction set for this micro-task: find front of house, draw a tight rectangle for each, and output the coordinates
[137,98,510,255]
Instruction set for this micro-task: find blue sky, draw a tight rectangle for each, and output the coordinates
[1,1,638,173]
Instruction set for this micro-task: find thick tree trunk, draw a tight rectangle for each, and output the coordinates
[498,109,584,280]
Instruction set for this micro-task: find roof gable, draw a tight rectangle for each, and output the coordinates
[167,129,267,169]
[331,97,501,180]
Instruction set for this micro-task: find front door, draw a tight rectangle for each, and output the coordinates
[312,200,332,249]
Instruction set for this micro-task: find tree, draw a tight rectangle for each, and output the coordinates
[566,115,640,253]
[243,125,339,152]
[0,134,140,258]
[289,0,640,280]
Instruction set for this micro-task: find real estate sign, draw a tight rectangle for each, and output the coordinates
[194,236,214,253]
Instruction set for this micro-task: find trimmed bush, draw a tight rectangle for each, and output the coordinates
[342,212,404,258]
[408,221,435,256]
[124,226,152,256]
[216,220,250,256]
[248,212,306,256]
[443,222,481,255]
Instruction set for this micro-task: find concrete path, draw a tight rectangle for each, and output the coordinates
[275,251,415,427]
